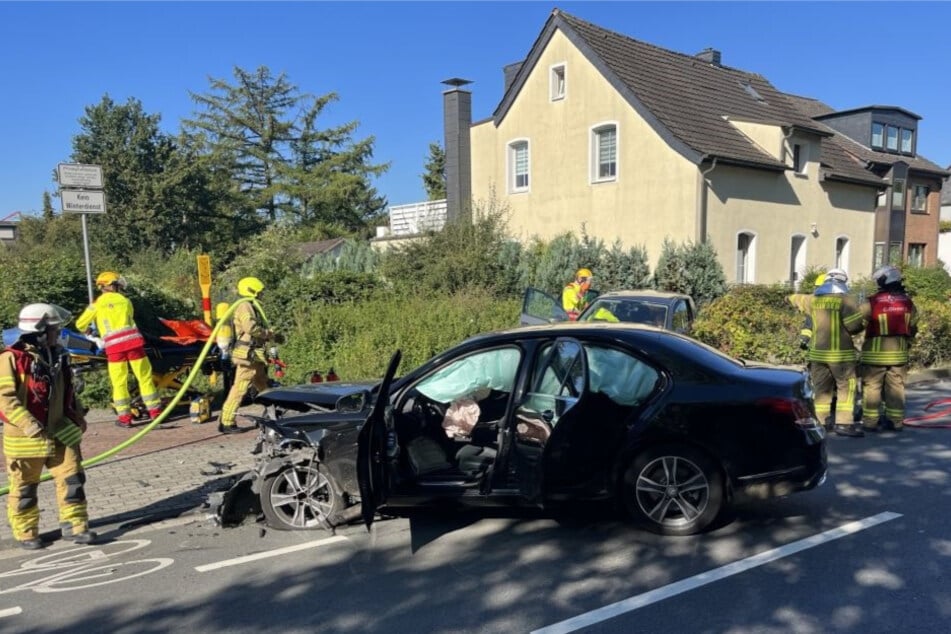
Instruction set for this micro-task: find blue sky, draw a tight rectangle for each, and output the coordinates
[2,1,949,219]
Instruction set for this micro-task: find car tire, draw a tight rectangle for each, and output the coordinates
[261,463,341,531]
[621,444,724,536]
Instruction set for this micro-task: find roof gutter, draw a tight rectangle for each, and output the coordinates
[696,157,718,243]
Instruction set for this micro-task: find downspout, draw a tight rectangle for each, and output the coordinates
[696,157,718,243]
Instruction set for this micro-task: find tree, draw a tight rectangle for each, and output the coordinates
[421,141,446,200]
[41,191,54,220]
[184,65,388,230]
[70,95,238,262]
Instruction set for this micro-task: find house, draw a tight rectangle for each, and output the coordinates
[297,237,347,263]
[942,168,951,222]
[444,8,948,284]
[0,212,20,246]
[939,167,951,270]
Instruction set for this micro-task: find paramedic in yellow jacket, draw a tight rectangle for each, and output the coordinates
[218,277,282,434]
[563,268,593,320]
[76,271,161,428]
[1,303,97,550]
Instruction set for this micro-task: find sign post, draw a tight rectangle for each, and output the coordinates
[58,163,105,303]
[197,254,213,325]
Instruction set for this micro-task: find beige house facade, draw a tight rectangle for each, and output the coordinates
[449,9,948,285]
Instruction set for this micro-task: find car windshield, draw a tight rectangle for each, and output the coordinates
[581,299,668,327]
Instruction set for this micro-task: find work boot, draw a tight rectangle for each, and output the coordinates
[148,408,163,422]
[834,424,865,437]
[882,419,904,432]
[19,537,47,551]
[64,531,98,545]
[218,423,241,435]
[116,413,134,429]
[862,424,882,434]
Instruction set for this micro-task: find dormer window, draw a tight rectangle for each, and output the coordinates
[901,129,913,153]
[871,123,884,149]
[871,121,915,155]
[886,125,899,151]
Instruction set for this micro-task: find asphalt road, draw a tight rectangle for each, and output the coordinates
[1,379,948,633]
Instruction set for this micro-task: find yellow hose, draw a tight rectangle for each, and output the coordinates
[0,297,264,496]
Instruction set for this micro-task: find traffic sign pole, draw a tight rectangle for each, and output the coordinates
[81,215,95,303]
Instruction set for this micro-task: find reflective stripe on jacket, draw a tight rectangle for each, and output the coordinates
[76,291,145,353]
[230,300,269,367]
[801,294,865,363]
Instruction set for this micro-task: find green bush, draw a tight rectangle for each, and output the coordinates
[902,264,951,302]
[654,239,727,306]
[908,298,951,368]
[692,284,804,365]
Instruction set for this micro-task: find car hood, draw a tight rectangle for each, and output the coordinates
[256,381,378,409]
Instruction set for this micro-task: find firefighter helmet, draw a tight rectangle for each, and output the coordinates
[873,265,902,288]
[17,303,70,333]
[575,268,593,280]
[237,277,264,298]
[96,271,127,289]
[826,268,849,283]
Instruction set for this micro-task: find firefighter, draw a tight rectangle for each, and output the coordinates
[218,277,282,434]
[792,269,866,436]
[76,271,162,428]
[1,303,97,549]
[563,268,593,320]
[860,265,917,432]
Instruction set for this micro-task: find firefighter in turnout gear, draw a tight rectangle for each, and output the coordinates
[789,269,867,437]
[218,277,282,434]
[859,265,917,432]
[563,268,593,320]
[76,271,162,428]
[1,304,97,550]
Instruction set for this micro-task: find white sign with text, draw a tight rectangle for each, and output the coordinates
[61,190,106,214]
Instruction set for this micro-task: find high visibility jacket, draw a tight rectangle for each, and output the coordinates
[795,294,865,363]
[0,341,86,458]
[860,291,917,365]
[75,291,145,354]
[231,300,270,368]
[562,282,589,315]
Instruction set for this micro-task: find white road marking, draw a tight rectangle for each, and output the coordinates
[0,606,23,618]
[195,535,349,572]
[533,511,902,634]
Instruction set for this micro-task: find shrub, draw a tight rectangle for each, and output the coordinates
[902,264,951,302]
[908,298,951,368]
[692,284,803,365]
[654,239,727,306]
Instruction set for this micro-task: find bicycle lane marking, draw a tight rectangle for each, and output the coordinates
[0,539,174,594]
[195,535,348,572]
[532,511,902,634]
[0,606,22,618]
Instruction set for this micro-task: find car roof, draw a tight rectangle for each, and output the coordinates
[592,290,692,303]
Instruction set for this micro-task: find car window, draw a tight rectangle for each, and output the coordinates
[585,345,659,406]
[672,301,690,333]
[523,340,585,426]
[415,346,521,404]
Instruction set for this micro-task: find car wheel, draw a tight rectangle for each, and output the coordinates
[621,445,724,536]
[261,463,341,530]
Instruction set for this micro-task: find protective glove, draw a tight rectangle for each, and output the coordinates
[23,420,47,440]
[799,335,810,351]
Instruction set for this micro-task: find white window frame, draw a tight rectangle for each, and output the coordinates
[790,233,807,289]
[834,235,850,273]
[507,139,530,194]
[590,122,618,184]
[908,243,925,267]
[550,63,566,102]
[735,230,757,284]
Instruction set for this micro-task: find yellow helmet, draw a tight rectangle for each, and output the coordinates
[576,268,593,280]
[237,276,264,298]
[814,273,827,286]
[96,271,122,289]
[215,302,231,320]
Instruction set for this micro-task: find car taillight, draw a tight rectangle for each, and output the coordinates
[757,397,820,430]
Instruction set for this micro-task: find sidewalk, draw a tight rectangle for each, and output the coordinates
[0,404,262,550]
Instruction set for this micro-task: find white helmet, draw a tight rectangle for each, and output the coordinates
[873,265,902,288]
[826,268,849,283]
[17,303,71,333]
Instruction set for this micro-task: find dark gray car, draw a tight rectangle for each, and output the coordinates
[520,288,696,334]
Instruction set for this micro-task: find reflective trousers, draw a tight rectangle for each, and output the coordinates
[810,361,856,425]
[862,364,907,429]
[108,352,161,420]
[5,442,87,541]
[220,362,268,427]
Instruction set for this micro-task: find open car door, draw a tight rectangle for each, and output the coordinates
[520,288,568,326]
[357,350,402,529]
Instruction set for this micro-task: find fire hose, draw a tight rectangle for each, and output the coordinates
[0,296,266,496]
[903,397,951,428]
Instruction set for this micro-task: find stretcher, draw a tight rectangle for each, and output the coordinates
[4,319,226,424]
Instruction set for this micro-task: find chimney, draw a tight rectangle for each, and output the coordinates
[442,78,473,223]
[695,48,721,66]
[503,61,524,95]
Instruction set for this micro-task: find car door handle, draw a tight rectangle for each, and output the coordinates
[541,410,554,423]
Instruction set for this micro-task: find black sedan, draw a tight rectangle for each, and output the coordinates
[232,322,826,536]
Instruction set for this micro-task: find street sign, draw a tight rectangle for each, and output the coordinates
[57,163,103,189]
[61,190,107,214]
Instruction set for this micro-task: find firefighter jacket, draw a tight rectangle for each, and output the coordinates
[562,282,589,315]
[860,290,917,366]
[75,291,145,355]
[0,340,86,458]
[796,294,865,363]
[230,300,271,368]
